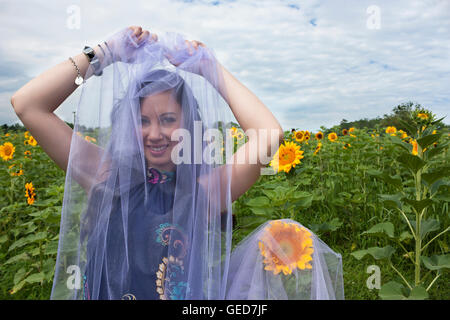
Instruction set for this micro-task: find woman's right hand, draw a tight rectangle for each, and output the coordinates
[105,26,158,64]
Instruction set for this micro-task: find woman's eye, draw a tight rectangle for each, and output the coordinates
[161,117,176,124]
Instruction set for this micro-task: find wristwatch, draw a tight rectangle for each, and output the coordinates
[83,46,103,76]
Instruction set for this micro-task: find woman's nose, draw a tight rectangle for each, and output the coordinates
[147,122,164,140]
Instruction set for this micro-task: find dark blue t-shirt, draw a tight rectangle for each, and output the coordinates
[82,167,188,300]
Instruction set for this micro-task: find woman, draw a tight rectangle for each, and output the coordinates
[11,26,344,300]
[11,26,284,300]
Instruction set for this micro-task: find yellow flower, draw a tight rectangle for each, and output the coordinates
[398,130,408,139]
[432,130,437,134]
[421,125,426,132]
[25,182,36,205]
[236,132,244,140]
[349,133,356,138]
[258,220,314,275]
[12,169,24,177]
[269,141,304,173]
[315,132,323,140]
[27,136,38,146]
[24,131,30,139]
[343,143,351,150]
[313,142,322,155]
[294,130,305,142]
[304,131,311,137]
[0,142,15,161]
[328,132,338,142]
[229,127,238,137]
[84,135,97,143]
[304,135,310,144]
[386,126,397,136]
[342,128,348,136]
[349,127,355,133]
[5,133,10,137]
[417,113,428,120]
[411,139,418,156]
[10,163,24,176]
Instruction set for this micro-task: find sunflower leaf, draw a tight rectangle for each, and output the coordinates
[361,222,395,238]
[421,254,450,270]
[379,281,407,300]
[350,246,395,260]
[401,198,434,215]
[397,153,426,174]
[426,141,449,160]
[417,133,442,150]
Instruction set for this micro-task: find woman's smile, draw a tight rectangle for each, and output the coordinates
[147,143,170,156]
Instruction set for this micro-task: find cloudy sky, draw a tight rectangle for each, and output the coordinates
[1,0,449,132]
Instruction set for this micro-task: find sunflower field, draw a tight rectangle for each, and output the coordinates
[0,107,449,300]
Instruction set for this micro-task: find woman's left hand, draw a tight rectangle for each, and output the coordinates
[165,39,207,68]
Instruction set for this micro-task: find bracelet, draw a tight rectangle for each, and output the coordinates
[69,57,84,86]
[97,43,106,56]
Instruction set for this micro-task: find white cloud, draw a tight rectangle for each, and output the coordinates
[1,0,449,131]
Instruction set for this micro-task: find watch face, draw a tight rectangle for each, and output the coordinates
[83,46,95,60]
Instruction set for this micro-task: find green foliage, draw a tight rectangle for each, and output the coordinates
[1,107,449,300]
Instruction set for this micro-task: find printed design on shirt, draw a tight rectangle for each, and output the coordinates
[121,293,137,300]
[155,223,189,300]
[82,274,90,300]
[155,222,188,259]
[147,166,175,184]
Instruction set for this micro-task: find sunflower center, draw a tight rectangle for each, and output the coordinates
[278,240,294,258]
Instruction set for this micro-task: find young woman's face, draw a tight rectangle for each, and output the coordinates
[140,90,182,172]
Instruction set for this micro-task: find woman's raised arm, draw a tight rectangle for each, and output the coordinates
[186,40,284,209]
[10,26,150,192]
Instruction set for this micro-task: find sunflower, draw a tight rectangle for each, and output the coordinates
[9,163,24,176]
[313,142,322,155]
[12,169,24,177]
[385,126,397,136]
[315,132,323,140]
[411,139,418,156]
[349,127,355,133]
[327,132,338,142]
[342,128,348,136]
[229,127,238,137]
[27,136,38,146]
[25,182,36,205]
[84,135,97,143]
[294,131,305,142]
[398,130,408,139]
[258,220,314,275]
[304,135,310,143]
[343,143,351,150]
[236,132,244,140]
[304,131,311,137]
[417,113,429,120]
[269,141,304,173]
[24,131,30,139]
[0,142,15,161]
